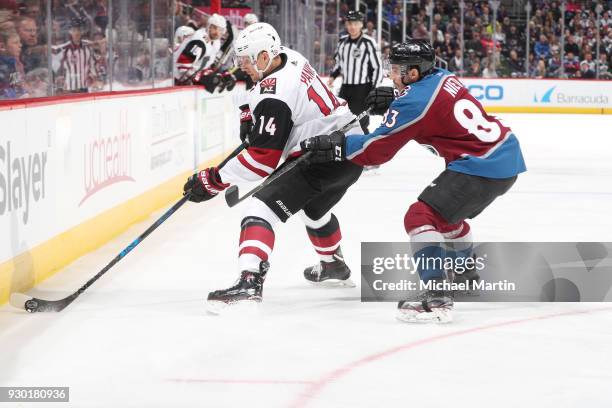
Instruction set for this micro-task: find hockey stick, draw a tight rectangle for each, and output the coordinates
[224,110,369,208]
[10,143,246,313]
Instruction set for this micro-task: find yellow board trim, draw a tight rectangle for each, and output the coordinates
[484,106,610,114]
[0,151,231,306]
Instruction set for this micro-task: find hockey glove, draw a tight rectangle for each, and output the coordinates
[365,86,396,116]
[300,131,346,163]
[220,71,237,92]
[183,167,229,203]
[239,104,253,144]
[194,69,222,93]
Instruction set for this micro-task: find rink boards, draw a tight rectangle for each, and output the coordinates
[460,77,612,115]
[0,88,239,305]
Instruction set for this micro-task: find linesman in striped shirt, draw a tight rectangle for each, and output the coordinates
[328,10,382,133]
[53,19,98,93]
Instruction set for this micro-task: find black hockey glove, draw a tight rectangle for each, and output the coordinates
[239,104,253,144]
[300,131,346,163]
[365,86,396,116]
[183,167,229,203]
[220,71,237,92]
[194,69,222,93]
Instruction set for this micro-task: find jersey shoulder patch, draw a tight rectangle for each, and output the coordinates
[260,77,277,94]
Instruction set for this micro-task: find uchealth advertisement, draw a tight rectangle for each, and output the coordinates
[0,89,208,265]
[460,78,612,110]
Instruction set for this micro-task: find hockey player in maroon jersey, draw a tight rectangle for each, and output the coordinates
[182,23,364,312]
[301,39,526,323]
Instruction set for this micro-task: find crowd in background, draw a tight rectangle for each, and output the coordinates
[0,0,176,100]
[322,0,612,79]
[2,0,612,101]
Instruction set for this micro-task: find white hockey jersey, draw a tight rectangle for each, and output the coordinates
[220,48,359,184]
[173,28,220,80]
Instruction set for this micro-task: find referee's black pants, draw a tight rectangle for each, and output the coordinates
[339,83,373,134]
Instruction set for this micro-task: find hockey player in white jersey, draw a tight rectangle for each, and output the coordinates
[182,23,364,311]
[173,14,233,91]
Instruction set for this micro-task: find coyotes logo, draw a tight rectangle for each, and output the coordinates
[260,77,277,94]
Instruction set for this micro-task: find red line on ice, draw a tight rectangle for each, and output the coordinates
[289,307,612,408]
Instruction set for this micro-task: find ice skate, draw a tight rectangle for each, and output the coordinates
[303,248,356,287]
[207,261,269,314]
[396,288,454,323]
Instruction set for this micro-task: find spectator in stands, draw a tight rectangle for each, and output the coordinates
[534,34,551,60]
[440,32,457,61]
[598,53,611,78]
[581,52,596,72]
[579,60,596,78]
[466,31,484,57]
[93,0,109,32]
[15,16,44,73]
[563,51,580,77]
[364,20,377,39]
[493,23,506,45]
[468,58,482,77]
[446,16,460,37]
[532,58,547,78]
[0,30,26,98]
[501,48,524,77]
[21,0,45,28]
[603,29,612,54]
[482,60,497,78]
[431,24,444,47]
[23,66,48,97]
[547,46,563,77]
[411,22,428,40]
[448,48,464,75]
[565,34,580,56]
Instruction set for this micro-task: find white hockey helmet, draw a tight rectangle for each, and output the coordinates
[234,22,282,76]
[174,25,195,45]
[243,13,259,26]
[208,13,227,32]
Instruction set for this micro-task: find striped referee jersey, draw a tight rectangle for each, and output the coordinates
[53,40,97,91]
[330,33,383,85]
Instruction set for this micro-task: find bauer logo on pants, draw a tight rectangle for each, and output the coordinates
[260,78,277,94]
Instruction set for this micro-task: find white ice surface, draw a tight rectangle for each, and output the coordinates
[1,113,612,408]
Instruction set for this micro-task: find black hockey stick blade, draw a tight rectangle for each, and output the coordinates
[10,292,73,313]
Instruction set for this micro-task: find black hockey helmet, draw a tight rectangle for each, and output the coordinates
[389,39,435,77]
[345,10,364,23]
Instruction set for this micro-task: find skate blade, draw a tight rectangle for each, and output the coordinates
[308,278,356,288]
[396,308,453,324]
[206,299,261,316]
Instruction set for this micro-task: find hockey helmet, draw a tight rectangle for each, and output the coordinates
[208,13,227,32]
[388,39,435,77]
[345,10,364,22]
[244,13,259,26]
[234,22,282,76]
[174,25,195,45]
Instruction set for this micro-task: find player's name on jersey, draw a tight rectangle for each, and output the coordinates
[371,279,517,292]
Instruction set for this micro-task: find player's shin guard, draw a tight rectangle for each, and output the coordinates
[399,205,454,323]
[444,222,480,288]
[238,216,275,272]
[207,216,275,313]
[301,213,354,287]
[304,213,342,262]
